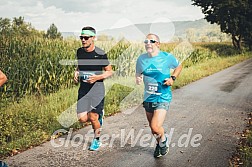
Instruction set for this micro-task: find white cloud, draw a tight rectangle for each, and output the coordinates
[0,0,204,32]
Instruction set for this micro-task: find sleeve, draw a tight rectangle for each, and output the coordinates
[136,57,142,75]
[95,47,110,67]
[169,54,180,69]
[76,48,80,59]
[76,48,81,69]
[102,53,110,67]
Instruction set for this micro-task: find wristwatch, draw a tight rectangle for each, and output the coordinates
[171,76,176,81]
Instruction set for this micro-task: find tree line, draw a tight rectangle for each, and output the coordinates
[0,16,62,39]
[192,0,252,51]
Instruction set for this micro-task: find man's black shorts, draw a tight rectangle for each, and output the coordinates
[77,82,105,115]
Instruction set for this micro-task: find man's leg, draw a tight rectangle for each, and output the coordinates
[88,111,102,151]
[146,109,167,142]
[145,111,153,128]
[98,99,105,126]
[146,109,167,158]
[78,112,88,123]
[87,83,105,126]
[153,109,169,157]
[150,109,167,143]
[97,110,104,127]
[88,112,101,138]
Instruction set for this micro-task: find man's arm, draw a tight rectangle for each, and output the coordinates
[74,66,79,83]
[164,64,182,86]
[135,73,143,85]
[87,65,113,84]
[100,65,113,79]
[0,70,7,87]
[171,64,182,78]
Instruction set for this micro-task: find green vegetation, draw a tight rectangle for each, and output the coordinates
[45,23,62,39]
[0,17,69,105]
[234,114,252,167]
[192,0,252,50]
[240,134,252,166]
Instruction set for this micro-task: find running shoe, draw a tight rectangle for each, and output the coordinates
[160,137,169,156]
[89,139,101,151]
[154,144,162,158]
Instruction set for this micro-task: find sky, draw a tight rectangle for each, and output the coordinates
[0,0,204,32]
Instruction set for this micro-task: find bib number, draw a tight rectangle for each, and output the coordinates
[148,85,158,92]
[79,71,94,82]
[146,83,159,94]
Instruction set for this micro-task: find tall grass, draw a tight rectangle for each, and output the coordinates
[0,36,78,104]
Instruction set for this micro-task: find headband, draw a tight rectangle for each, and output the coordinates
[81,30,96,36]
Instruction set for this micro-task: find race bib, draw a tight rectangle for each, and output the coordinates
[79,71,95,82]
[148,84,158,92]
[146,83,161,95]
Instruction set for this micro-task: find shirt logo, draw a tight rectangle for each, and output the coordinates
[146,67,161,72]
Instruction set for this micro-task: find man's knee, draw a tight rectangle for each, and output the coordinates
[79,116,88,123]
[78,112,88,123]
[150,125,161,134]
[88,112,98,123]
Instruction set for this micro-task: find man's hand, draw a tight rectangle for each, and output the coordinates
[74,71,79,83]
[86,75,102,84]
[163,78,174,86]
[136,76,143,85]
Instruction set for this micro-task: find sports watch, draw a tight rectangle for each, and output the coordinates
[171,76,176,81]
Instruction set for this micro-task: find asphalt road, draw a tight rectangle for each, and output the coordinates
[4,58,252,167]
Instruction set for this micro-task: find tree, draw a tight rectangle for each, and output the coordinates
[0,16,41,38]
[12,16,34,36]
[45,23,62,39]
[0,18,11,31]
[192,0,252,50]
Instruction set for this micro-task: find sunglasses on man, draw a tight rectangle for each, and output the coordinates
[144,39,158,44]
[79,36,92,40]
